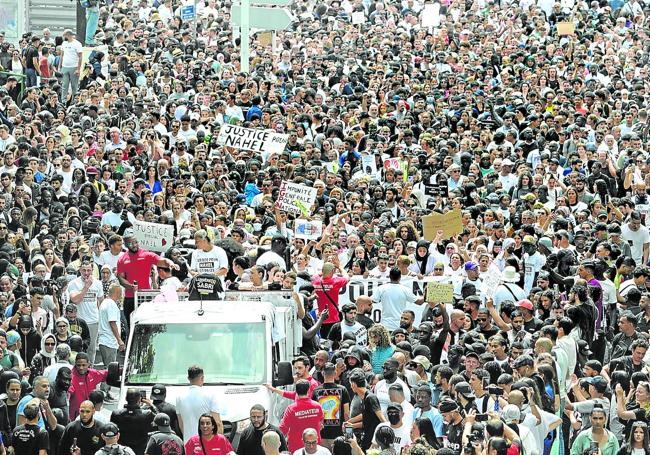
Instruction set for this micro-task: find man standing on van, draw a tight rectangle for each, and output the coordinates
[176,365,224,443]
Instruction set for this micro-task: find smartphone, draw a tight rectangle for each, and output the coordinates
[345,426,354,440]
[139,389,147,399]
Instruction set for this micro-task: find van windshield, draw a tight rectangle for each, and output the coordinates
[125,322,267,385]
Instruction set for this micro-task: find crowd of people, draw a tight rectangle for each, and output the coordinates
[1,0,650,453]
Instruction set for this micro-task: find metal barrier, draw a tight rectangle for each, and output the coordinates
[134,289,189,309]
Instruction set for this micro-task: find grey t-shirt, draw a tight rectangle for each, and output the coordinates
[574,397,610,430]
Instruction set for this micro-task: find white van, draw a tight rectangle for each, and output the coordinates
[107,298,297,447]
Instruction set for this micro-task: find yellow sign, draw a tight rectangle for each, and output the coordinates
[557,22,575,36]
[422,209,463,240]
[426,282,454,303]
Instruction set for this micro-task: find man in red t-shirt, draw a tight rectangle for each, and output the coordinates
[116,235,177,324]
[278,379,323,452]
[312,257,349,339]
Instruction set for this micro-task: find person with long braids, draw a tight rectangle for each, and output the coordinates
[185,413,235,455]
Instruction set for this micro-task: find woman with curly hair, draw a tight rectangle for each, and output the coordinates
[397,221,419,243]
[368,324,395,374]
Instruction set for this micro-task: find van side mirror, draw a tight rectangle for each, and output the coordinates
[273,361,293,387]
[106,361,122,388]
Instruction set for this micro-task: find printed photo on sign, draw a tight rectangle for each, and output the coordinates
[295,219,323,240]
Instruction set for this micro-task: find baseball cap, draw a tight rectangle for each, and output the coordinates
[153,413,172,432]
[586,376,608,393]
[290,151,301,159]
[454,381,475,398]
[512,354,535,369]
[502,404,521,424]
[102,423,120,437]
[412,355,431,370]
[464,261,478,271]
[517,299,534,311]
[150,384,166,401]
[386,402,403,412]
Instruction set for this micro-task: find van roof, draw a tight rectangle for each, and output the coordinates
[132,300,276,325]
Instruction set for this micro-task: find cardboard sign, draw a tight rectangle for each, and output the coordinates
[352,11,365,25]
[557,22,575,35]
[133,220,174,252]
[295,219,323,240]
[426,282,454,303]
[217,124,288,154]
[275,181,318,216]
[422,209,463,240]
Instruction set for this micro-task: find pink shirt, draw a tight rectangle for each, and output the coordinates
[116,249,161,298]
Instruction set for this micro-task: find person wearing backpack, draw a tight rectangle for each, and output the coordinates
[95,423,135,455]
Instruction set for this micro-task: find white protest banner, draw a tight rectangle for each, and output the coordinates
[217,124,288,154]
[295,219,323,240]
[275,181,318,216]
[352,11,365,25]
[133,219,175,252]
[336,278,431,324]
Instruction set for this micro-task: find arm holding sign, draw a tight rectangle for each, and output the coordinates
[486,297,511,331]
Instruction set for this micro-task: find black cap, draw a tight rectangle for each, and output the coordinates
[150,384,166,401]
[153,413,172,432]
[512,354,535,369]
[438,399,459,413]
[102,423,120,437]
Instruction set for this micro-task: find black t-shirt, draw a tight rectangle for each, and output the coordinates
[59,419,104,455]
[110,406,155,455]
[236,424,287,455]
[11,423,49,455]
[444,420,464,454]
[188,273,224,300]
[312,382,350,439]
[523,317,543,334]
[356,314,374,329]
[358,391,382,450]
[478,325,500,340]
[144,431,184,455]
[24,46,39,70]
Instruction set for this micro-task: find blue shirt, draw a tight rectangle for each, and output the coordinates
[413,407,444,437]
[17,394,45,430]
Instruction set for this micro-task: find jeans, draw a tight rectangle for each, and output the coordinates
[85,6,100,45]
[87,322,98,365]
[25,68,37,87]
[60,67,79,105]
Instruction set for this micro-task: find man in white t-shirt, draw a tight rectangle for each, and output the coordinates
[60,29,82,105]
[177,365,224,443]
[621,211,650,265]
[67,261,104,364]
[97,234,124,273]
[371,268,424,331]
[372,403,411,453]
[190,229,229,279]
[97,283,125,367]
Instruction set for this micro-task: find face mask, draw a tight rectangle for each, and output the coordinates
[253,223,262,232]
[387,413,401,425]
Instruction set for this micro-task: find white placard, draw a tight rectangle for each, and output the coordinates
[275,181,318,216]
[481,267,502,299]
[352,11,365,25]
[421,2,441,27]
[295,219,323,240]
[216,124,288,154]
[133,219,175,252]
[362,154,377,176]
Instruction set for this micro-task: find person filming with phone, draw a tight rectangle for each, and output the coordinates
[110,388,158,455]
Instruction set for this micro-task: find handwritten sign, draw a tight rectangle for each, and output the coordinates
[421,2,441,27]
[422,209,463,240]
[295,219,323,240]
[217,124,288,154]
[275,181,318,216]
[352,11,365,25]
[426,282,454,303]
[133,220,174,252]
[481,267,502,299]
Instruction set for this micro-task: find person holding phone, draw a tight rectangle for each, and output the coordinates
[109,388,158,455]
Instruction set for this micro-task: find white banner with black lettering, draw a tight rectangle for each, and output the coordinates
[216,124,288,154]
[132,220,174,252]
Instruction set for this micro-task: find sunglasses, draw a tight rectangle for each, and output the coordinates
[45,342,56,346]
